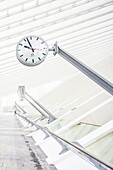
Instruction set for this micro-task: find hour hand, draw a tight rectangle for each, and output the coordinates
[24,45,31,49]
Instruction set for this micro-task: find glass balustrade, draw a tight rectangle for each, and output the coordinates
[58,122,98,141]
[86,132,113,165]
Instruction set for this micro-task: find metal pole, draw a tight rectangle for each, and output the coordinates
[15,102,26,114]
[53,44,113,96]
[24,96,48,119]
[14,105,21,114]
[25,92,57,123]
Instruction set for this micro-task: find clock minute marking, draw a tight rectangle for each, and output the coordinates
[42,53,46,55]
[19,43,22,46]
[38,57,41,61]
[25,58,28,61]
[36,37,39,41]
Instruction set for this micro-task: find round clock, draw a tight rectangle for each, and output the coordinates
[16,35,49,66]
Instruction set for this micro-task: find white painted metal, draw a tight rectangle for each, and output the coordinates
[1,1,113,169]
[0,0,113,100]
[53,151,98,170]
[78,119,113,147]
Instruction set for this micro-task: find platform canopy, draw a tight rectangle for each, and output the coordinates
[0,0,113,98]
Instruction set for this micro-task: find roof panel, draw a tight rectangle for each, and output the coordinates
[0,0,113,105]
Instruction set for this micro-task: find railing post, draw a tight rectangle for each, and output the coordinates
[15,102,26,114]
[25,92,57,122]
[17,86,57,123]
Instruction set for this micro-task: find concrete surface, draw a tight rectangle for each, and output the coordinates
[0,112,56,170]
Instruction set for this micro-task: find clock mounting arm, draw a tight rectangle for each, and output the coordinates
[50,41,113,96]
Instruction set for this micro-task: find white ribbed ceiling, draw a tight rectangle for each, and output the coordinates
[0,0,113,98]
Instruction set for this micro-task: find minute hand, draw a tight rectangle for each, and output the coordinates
[26,38,34,52]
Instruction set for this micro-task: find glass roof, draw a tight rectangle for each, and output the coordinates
[0,0,113,110]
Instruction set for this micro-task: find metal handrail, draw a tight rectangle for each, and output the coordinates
[17,86,57,123]
[46,129,112,170]
[78,121,101,127]
[24,96,48,119]
[25,92,57,122]
[15,102,26,114]
[16,112,113,170]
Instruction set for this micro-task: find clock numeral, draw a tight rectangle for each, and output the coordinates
[38,57,41,61]
[32,59,34,63]
[17,49,21,51]
[20,54,23,57]
[25,58,28,61]
[42,53,46,55]
[24,39,26,41]
[30,36,32,40]
[41,41,44,44]
[36,37,39,41]
[19,43,22,46]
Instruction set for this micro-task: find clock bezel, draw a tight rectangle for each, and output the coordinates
[16,35,49,67]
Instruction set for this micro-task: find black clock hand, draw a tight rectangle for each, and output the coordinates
[26,38,34,52]
[24,45,31,49]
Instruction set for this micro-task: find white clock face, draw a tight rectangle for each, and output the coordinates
[16,35,49,66]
